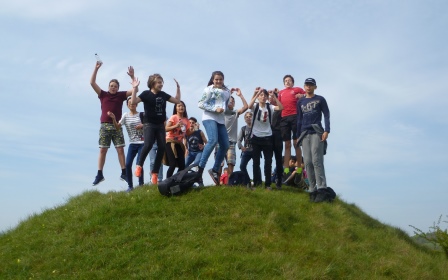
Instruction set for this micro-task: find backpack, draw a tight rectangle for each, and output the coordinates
[227,171,249,186]
[158,164,201,196]
[309,187,337,203]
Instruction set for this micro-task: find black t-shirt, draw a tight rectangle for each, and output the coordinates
[138,90,172,124]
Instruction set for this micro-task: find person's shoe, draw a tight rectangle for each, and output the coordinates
[151,173,158,185]
[266,186,273,191]
[134,165,142,177]
[125,187,134,193]
[92,175,105,186]
[120,174,127,182]
[276,184,282,190]
[208,169,219,185]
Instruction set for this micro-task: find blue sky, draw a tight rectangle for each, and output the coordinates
[1,0,447,234]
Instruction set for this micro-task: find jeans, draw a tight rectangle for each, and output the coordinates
[302,133,327,191]
[199,120,229,172]
[126,143,144,188]
[185,150,203,167]
[239,150,253,185]
[149,142,163,181]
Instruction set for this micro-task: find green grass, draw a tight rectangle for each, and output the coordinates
[1,185,447,279]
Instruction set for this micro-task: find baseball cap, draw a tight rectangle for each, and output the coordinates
[304,78,316,86]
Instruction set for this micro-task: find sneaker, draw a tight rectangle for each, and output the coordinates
[208,169,219,185]
[125,187,134,193]
[120,174,127,182]
[134,165,142,177]
[276,184,282,190]
[246,183,254,191]
[151,173,158,184]
[92,175,105,186]
[266,187,273,191]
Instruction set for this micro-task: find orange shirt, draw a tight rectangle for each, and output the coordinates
[166,115,190,142]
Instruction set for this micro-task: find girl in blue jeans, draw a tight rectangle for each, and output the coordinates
[197,71,231,185]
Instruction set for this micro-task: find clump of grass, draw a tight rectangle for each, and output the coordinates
[1,185,447,279]
[411,215,448,259]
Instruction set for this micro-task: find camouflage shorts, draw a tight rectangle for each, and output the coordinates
[98,123,125,148]
[215,142,237,166]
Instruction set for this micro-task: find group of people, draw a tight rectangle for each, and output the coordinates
[90,61,331,195]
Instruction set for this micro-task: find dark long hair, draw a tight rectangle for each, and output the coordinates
[172,101,188,119]
[207,71,228,90]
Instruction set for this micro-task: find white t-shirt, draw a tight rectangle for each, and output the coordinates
[251,104,275,138]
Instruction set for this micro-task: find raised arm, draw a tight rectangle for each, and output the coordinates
[90,61,103,95]
[168,78,181,104]
[247,87,261,109]
[125,66,136,97]
[234,88,248,116]
[269,91,283,111]
[130,77,141,105]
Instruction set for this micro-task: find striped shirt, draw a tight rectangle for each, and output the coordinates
[119,112,144,144]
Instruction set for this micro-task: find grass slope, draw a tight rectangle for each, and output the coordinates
[1,185,446,279]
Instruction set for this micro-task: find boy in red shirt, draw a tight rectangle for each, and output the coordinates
[278,75,305,178]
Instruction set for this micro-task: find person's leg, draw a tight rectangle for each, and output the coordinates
[153,124,166,174]
[149,142,157,176]
[240,151,251,185]
[251,141,262,187]
[262,141,274,188]
[94,123,111,184]
[226,142,236,177]
[273,132,283,187]
[310,133,327,189]
[199,120,218,169]
[302,134,316,192]
[213,123,230,172]
[111,125,127,180]
[281,116,293,172]
[138,125,155,167]
[175,144,186,172]
[193,151,202,166]
[185,151,195,167]
[165,142,177,178]
[136,144,144,185]
[126,144,138,188]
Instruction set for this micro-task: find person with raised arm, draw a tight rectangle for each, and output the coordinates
[247,88,283,190]
[197,71,231,185]
[90,61,135,186]
[130,74,181,184]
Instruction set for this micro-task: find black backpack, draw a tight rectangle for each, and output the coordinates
[227,171,249,186]
[158,164,201,196]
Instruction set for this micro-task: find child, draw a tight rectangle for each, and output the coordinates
[197,71,231,185]
[297,78,330,202]
[165,101,192,177]
[108,97,144,192]
[130,74,181,184]
[247,88,283,190]
[220,167,229,185]
[278,75,306,178]
[237,111,254,187]
[185,117,208,168]
[220,89,248,178]
[89,61,135,186]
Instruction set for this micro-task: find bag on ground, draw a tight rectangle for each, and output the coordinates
[158,164,201,196]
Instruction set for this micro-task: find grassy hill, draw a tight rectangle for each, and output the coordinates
[1,185,446,279]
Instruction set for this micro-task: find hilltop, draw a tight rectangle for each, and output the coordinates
[0,185,446,279]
